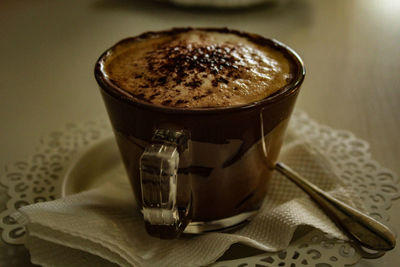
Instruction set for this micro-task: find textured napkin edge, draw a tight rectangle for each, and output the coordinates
[15,185,142,267]
[25,223,133,267]
[26,235,119,267]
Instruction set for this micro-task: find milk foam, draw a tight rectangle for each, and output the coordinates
[105,30,294,108]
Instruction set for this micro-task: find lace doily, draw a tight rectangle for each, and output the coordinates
[1,111,399,266]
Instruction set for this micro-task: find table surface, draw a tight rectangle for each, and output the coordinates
[1,0,399,266]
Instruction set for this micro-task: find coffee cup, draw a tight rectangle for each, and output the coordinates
[95,28,305,239]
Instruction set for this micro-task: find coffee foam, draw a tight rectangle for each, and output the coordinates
[105,30,294,108]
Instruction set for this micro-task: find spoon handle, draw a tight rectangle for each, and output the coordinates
[275,162,396,252]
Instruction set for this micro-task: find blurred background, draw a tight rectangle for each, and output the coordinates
[1,0,400,266]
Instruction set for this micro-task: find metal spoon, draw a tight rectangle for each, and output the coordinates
[275,162,396,256]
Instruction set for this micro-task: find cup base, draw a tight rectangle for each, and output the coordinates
[184,210,257,234]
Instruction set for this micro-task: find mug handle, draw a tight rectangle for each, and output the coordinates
[139,129,192,239]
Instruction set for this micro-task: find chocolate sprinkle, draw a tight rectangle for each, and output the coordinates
[144,43,242,91]
[104,29,294,108]
[218,77,229,84]
[161,99,172,106]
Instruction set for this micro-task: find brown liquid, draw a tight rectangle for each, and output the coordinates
[104,29,294,108]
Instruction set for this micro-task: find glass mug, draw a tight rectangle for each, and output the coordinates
[95,28,305,239]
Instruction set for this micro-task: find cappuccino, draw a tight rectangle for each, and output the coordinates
[95,28,305,238]
[104,29,294,108]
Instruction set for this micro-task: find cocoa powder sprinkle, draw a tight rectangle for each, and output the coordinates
[105,30,294,108]
[143,42,242,90]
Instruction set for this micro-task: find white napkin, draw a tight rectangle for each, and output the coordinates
[17,132,364,267]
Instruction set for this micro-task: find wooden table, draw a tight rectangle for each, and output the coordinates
[1,0,399,266]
